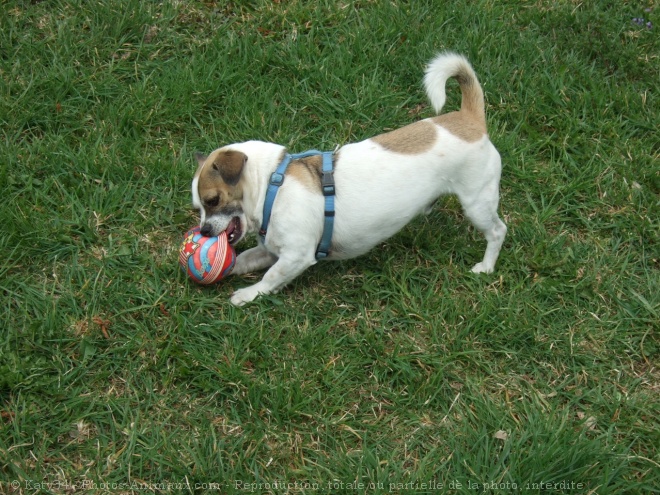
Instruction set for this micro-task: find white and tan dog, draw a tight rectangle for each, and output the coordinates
[192,52,506,306]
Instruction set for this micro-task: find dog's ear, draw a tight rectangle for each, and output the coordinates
[194,152,207,175]
[212,150,247,186]
[195,152,207,166]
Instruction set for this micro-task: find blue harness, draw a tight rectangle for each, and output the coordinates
[259,150,335,260]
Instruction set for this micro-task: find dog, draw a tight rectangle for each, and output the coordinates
[192,52,507,306]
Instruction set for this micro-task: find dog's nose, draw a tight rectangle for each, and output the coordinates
[200,224,214,237]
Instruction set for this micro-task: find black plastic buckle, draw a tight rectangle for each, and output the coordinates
[321,171,335,196]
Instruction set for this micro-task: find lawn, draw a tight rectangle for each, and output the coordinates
[1,0,658,493]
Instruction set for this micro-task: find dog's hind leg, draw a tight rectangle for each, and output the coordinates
[469,212,507,274]
[459,181,507,274]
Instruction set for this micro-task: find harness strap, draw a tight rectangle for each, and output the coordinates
[259,150,335,260]
[258,152,296,240]
[316,152,335,259]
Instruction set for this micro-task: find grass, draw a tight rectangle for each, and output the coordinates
[0,0,658,493]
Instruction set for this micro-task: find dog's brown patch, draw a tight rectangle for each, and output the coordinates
[454,66,486,126]
[211,149,246,186]
[372,120,437,154]
[432,111,485,143]
[197,149,246,214]
[287,154,323,191]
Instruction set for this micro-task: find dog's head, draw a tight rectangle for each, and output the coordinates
[192,148,247,244]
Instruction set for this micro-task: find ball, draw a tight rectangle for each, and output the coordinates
[179,226,236,284]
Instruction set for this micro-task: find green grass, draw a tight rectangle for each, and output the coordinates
[1,0,658,493]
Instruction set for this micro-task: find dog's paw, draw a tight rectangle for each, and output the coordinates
[471,262,494,274]
[230,286,261,306]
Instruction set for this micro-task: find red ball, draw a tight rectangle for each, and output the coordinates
[179,226,236,284]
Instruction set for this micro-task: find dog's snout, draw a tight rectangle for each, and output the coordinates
[200,223,214,237]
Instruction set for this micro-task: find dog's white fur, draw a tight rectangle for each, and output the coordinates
[192,52,506,306]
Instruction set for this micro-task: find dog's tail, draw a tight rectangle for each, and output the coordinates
[423,52,485,126]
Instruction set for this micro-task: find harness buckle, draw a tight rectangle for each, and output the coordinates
[270,172,285,186]
[321,170,335,196]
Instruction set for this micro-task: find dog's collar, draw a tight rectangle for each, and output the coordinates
[259,150,335,260]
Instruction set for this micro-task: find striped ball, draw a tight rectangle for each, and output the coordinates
[179,226,235,284]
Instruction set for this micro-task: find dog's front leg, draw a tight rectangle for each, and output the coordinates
[232,245,277,276]
[230,252,316,306]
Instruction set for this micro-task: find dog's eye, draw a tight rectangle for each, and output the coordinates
[204,196,220,208]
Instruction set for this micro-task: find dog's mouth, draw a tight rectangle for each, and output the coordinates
[226,217,242,245]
